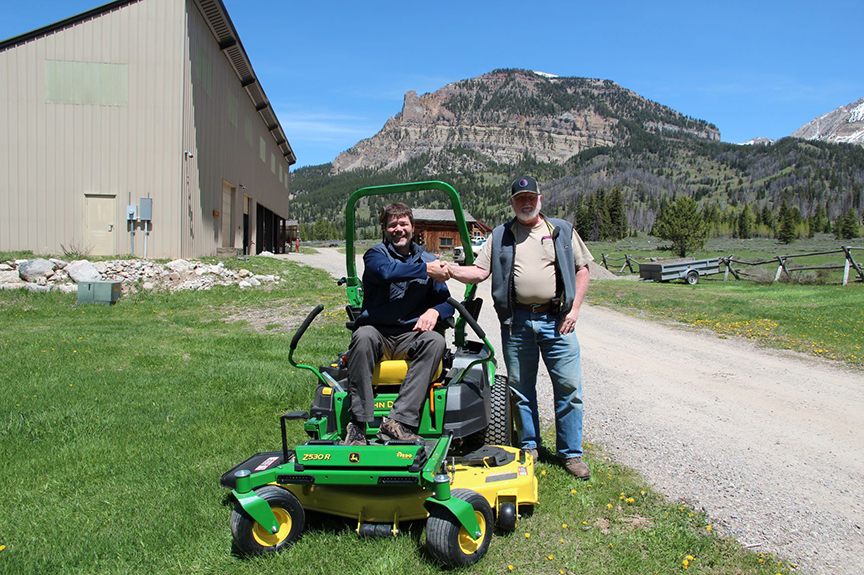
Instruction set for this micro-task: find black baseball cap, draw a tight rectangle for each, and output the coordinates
[510,176,540,196]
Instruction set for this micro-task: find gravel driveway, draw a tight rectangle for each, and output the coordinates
[277,248,864,574]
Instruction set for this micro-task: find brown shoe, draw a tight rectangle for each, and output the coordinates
[563,457,591,480]
[523,448,539,462]
[377,419,422,442]
[341,421,367,446]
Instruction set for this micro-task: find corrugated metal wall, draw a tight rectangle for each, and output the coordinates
[0,0,293,258]
[181,0,292,257]
[0,0,186,257]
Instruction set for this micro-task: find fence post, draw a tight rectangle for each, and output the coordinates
[602,254,609,270]
[842,246,864,284]
[774,256,790,282]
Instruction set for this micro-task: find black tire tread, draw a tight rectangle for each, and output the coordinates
[485,374,513,446]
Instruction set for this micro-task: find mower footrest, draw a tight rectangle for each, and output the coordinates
[220,451,287,489]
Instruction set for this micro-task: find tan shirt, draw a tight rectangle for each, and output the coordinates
[475,218,593,304]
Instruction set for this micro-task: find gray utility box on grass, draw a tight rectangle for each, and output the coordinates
[77,281,122,305]
[638,258,720,285]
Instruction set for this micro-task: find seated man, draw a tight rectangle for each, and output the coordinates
[342,202,453,445]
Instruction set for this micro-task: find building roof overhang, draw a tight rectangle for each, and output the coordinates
[0,0,296,166]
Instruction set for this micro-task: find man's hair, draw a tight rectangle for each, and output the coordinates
[380,202,414,230]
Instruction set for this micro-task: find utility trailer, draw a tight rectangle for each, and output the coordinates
[638,257,720,285]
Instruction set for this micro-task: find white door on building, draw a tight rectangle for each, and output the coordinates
[84,195,116,256]
[221,181,235,247]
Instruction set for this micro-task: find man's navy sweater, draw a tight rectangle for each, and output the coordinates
[356,241,453,334]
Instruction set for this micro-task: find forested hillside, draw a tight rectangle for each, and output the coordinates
[291,133,864,242]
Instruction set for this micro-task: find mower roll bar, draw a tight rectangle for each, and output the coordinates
[344,181,479,349]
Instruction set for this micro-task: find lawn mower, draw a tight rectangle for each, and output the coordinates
[220,182,538,567]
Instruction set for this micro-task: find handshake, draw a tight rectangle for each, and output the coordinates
[426,260,453,283]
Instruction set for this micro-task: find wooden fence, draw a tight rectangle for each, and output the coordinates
[601,247,864,285]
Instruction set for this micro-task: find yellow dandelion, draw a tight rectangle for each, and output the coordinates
[607,503,613,509]
[524,532,531,539]
[560,538,564,543]
[706,525,712,531]
[0,545,5,551]
[541,470,547,476]
[570,489,577,494]
[508,565,514,571]
[686,555,694,561]
[547,554,554,560]
[562,523,568,529]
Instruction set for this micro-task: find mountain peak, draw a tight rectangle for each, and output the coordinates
[792,97,864,145]
[331,69,719,174]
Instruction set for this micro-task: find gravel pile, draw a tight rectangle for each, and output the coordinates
[0,256,283,294]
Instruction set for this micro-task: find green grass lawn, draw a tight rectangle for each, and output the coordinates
[589,234,863,285]
[0,256,798,574]
[587,277,864,367]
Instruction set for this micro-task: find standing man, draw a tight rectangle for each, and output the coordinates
[342,202,453,445]
[445,176,593,479]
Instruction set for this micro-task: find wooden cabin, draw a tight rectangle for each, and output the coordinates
[412,209,491,255]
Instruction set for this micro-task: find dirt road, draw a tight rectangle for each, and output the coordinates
[278,248,864,574]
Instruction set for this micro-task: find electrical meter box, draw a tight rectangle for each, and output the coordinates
[126,205,138,221]
[139,198,153,221]
[77,281,122,305]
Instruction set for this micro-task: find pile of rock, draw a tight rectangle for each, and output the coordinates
[0,257,283,294]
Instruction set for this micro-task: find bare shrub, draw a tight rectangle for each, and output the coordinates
[60,241,93,259]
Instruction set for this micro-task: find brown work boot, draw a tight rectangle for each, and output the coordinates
[523,448,539,462]
[563,456,591,480]
[377,419,422,442]
[341,421,367,446]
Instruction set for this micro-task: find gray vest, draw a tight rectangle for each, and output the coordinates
[489,215,577,325]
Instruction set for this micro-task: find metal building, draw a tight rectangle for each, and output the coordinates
[0,0,296,258]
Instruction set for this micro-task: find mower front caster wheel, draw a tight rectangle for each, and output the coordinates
[497,501,518,532]
[426,489,493,567]
[230,486,305,555]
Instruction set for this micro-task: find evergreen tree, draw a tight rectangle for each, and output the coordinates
[761,204,776,232]
[652,196,709,257]
[606,187,628,240]
[836,207,861,240]
[777,199,797,244]
[737,205,754,239]
[575,195,591,239]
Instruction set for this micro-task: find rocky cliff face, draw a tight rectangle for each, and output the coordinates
[331,69,720,174]
[792,97,864,145]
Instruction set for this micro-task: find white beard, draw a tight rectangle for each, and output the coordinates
[515,203,541,223]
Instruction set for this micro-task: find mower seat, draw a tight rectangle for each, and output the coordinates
[372,360,443,386]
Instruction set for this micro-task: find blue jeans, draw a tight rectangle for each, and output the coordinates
[502,309,584,459]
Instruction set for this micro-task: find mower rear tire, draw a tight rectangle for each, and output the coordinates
[485,375,514,446]
[230,485,305,555]
[426,489,493,567]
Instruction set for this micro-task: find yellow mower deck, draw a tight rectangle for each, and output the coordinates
[281,446,538,527]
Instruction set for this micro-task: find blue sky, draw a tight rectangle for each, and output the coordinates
[2,0,862,168]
